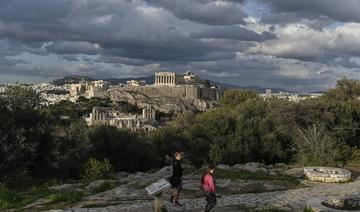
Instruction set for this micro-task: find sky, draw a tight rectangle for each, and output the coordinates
[1,0,360,91]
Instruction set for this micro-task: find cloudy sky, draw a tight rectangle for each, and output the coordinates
[1,0,360,91]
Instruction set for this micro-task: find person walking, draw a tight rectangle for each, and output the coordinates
[169,151,183,206]
[201,164,217,212]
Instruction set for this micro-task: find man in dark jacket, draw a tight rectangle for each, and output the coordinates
[169,151,183,206]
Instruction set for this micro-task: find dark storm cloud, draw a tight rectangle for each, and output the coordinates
[146,0,247,25]
[0,0,71,21]
[261,0,360,23]
[0,0,359,91]
[61,55,79,62]
[0,0,250,63]
[191,26,276,41]
[96,55,152,66]
[0,56,27,67]
[45,41,101,55]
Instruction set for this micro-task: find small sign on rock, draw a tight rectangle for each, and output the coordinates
[145,178,171,196]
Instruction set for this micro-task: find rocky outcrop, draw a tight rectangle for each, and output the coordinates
[108,88,218,114]
[85,179,118,192]
[48,183,79,192]
[232,162,269,173]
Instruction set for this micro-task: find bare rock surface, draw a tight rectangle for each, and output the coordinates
[33,163,360,211]
[108,88,217,113]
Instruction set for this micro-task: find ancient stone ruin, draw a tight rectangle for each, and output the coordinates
[304,167,351,183]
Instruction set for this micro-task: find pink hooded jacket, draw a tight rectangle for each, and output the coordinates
[202,174,215,193]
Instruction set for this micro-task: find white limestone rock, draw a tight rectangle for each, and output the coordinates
[284,168,304,179]
[232,162,268,173]
[48,183,77,192]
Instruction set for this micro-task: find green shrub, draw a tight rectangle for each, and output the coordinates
[0,186,24,209]
[292,124,346,166]
[82,158,113,182]
[48,190,83,203]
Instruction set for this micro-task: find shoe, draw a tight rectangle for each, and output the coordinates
[174,201,183,207]
[169,195,174,203]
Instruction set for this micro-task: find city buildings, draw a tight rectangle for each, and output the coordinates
[260,89,324,102]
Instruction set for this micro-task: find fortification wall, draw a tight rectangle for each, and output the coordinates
[123,86,187,98]
[200,88,218,100]
[111,85,218,100]
[185,87,200,98]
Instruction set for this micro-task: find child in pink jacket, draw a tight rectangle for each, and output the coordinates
[201,164,216,212]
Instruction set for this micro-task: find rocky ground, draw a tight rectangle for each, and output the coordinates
[108,88,218,113]
[19,163,360,212]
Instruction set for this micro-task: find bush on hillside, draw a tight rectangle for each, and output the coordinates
[82,158,113,182]
[292,124,348,166]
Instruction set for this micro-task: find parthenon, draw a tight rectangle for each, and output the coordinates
[155,72,176,86]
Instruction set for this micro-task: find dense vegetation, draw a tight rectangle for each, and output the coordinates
[1,78,360,188]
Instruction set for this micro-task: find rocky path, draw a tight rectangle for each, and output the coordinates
[50,178,360,212]
[167,179,360,211]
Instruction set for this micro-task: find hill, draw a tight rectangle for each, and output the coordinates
[51,76,93,86]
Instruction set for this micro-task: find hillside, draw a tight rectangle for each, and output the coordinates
[51,76,93,86]
[108,88,218,114]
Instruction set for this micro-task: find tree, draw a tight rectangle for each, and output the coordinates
[0,86,56,185]
[3,86,41,112]
[149,127,187,166]
[325,78,360,101]
[87,125,161,172]
[220,89,258,107]
[53,120,90,180]
[292,124,347,166]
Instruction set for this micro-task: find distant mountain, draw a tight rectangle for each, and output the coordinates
[51,75,291,93]
[51,76,93,86]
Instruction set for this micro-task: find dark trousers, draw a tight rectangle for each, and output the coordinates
[204,192,216,212]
